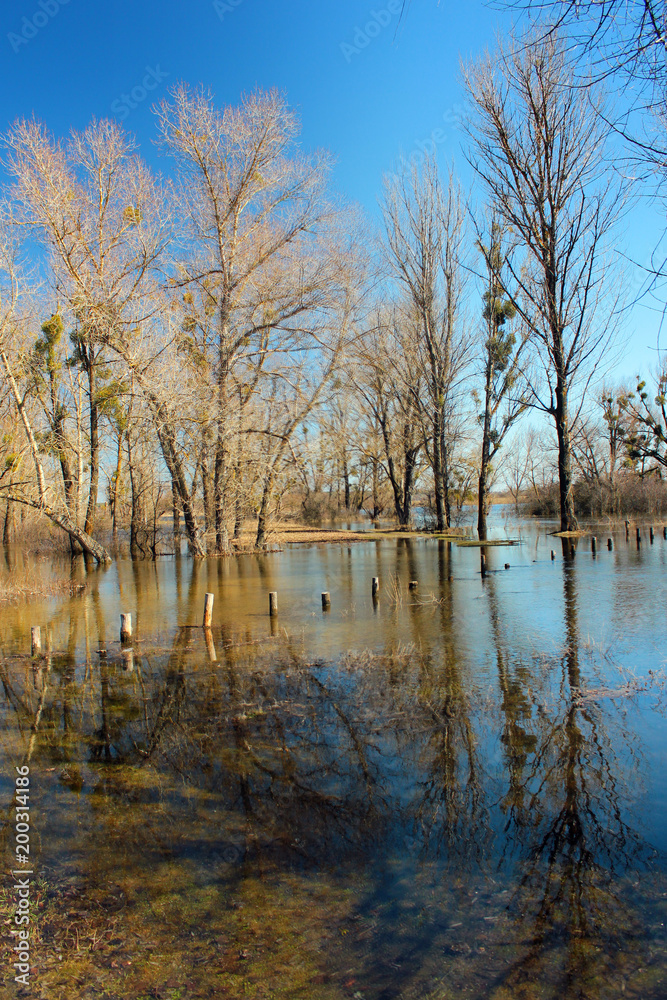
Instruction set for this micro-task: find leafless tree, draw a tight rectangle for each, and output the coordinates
[474,216,530,537]
[382,156,473,529]
[350,309,425,526]
[0,226,111,561]
[463,32,623,531]
[156,85,349,554]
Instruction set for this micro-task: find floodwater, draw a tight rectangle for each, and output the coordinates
[1,513,667,999]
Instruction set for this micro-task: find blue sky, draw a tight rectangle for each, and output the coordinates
[1,0,664,376]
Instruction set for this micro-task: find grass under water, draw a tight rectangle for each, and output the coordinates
[1,630,666,999]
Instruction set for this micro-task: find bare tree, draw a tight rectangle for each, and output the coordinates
[501,1,667,147]
[350,310,425,527]
[156,85,345,554]
[0,228,111,561]
[505,428,536,509]
[382,156,473,529]
[475,217,530,538]
[1,117,214,557]
[464,32,622,531]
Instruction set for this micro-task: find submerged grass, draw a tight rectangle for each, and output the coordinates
[1,635,667,998]
[0,566,85,604]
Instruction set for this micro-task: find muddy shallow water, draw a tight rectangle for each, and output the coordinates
[1,514,666,999]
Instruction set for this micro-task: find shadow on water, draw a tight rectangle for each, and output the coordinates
[1,523,667,998]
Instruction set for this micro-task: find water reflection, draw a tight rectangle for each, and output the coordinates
[1,527,666,998]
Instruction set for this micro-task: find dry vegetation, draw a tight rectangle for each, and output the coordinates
[0,34,665,565]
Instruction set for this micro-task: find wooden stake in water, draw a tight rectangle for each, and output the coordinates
[650,526,655,544]
[120,613,132,643]
[203,592,214,628]
[625,520,630,539]
[31,626,41,657]
[636,527,641,548]
[591,537,597,555]
[607,538,613,551]
[321,592,331,609]
[269,592,278,616]
[480,554,486,578]
[372,577,379,598]
[551,550,555,561]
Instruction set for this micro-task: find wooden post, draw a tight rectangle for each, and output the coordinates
[650,526,655,543]
[480,554,486,578]
[504,563,510,570]
[321,592,331,609]
[269,592,278,616]
[408,580,418,590]
[551,550,555,561]
[625,519,630,539]
[591,537,597,555]
[31,626,41,657]
[636,527,641,547]
[203,592,214,628]
[607,538,613,551]
[120,613,132,644]
[664,526,667,540]
[371,577,379,598]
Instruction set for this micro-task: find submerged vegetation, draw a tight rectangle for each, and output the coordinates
[1,550,666,999]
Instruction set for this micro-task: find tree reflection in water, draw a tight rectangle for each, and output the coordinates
[483,545,655,997]
[0,548,665,999]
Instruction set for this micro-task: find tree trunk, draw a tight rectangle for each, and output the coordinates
[433,413,446,531]
[255,477,271,550]
[111,432,124,538]
[478,367,493,540]
[442,429,451,528]
[214,434,231,554]
[371,457,380,520]
[477,469,489,541]
[171,476,181,545]
[127,434,143,559]
[233,426,245,538]
[3,495,13,544]
[202,449,214,537]
[401,447,419,527]
[555,379,578,532]
[84,365,99,536]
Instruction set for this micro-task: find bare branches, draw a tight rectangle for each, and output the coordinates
[382,156,474,528]
[463,31,623,529]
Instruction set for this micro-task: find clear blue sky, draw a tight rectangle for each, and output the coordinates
[1,0,664,377]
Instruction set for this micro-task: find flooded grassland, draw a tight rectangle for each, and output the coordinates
[1,518,667,999]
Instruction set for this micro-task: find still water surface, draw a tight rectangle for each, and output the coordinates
[1,514,666,999]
